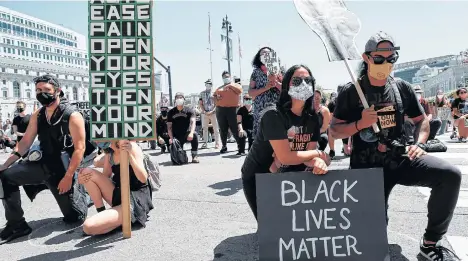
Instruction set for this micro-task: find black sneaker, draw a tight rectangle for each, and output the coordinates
[329,150,335,159]
[0,222,32,245]
[420,242,460,261]
[236,152,246,156]
[220,147,227,154]
[0,223,13,239]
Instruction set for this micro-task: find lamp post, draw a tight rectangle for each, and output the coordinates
[222,15,233,75]
[154,58,173,106]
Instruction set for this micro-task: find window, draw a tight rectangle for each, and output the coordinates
[26,82,29,86]
[26,90,31,99]
[1,68,4,72]
[13,81,21,98]
[82,92,86,101]
[36,72,40,76]
[73,86,78,101]
[14,69,17,73]
[2,88,7,98]
[2,80,5,85]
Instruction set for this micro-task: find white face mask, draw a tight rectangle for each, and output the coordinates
[205,84,212,90]
[175,98,184,106]
[222,77,231,84]
[288,80,314,101]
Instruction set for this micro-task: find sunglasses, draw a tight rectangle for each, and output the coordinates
[368,54,399,65]
[291,76,314,87]
[460,91,467,94]
[244,98,252,101]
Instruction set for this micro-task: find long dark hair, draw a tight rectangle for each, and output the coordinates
[252,46,272,68]
[277,64,317,121]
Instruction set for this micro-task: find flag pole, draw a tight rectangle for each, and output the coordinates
[238,33,242,82]
[208,12,213,82]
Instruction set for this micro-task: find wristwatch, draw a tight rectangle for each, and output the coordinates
[414,142,427,151]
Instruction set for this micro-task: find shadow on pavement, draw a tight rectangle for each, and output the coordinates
[18,230,125,261]
[209,179,243,196]
[213,233,258,261]
[213,234,410,261]
[7,217,63,244]
[389,244,410,260]
[222,154,243,159]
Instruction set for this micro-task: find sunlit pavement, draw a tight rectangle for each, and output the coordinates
[0,134,467,261]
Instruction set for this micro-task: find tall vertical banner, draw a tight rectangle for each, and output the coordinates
[221,35,233,62]
[88,0,156,141]
[88,0,155,239]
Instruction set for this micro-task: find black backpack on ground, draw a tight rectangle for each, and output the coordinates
[170,138,188,165]
[425,138,448,153]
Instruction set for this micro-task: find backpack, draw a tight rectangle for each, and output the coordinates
[425,139,448,153]
[142,153,162,192]
[170,138,188,165]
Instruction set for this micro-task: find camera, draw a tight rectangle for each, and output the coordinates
[378,134,406,158]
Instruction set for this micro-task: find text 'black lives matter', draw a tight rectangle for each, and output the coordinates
[88,0,155,141]
[255,169,389,261]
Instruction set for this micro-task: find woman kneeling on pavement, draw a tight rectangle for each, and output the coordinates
[78,140,153,235]
[241,64,331,220]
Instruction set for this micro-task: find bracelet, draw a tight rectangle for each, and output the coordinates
[355,121,361,131]
[11,151,22,158]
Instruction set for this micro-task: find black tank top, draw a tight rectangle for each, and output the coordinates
[109,152,147,190]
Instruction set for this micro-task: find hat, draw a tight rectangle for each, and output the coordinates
[33,74,64,97]
[205,79,212,84]
[413,85,423,93]
[365,31,401,53]
[175,92,184,98]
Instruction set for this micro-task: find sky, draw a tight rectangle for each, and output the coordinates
[1,0,468,95]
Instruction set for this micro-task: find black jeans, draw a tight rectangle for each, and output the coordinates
[381,155,460,242]
[0,161,88,226]
[318,132,328,151]
[174,132,199,154]
[216,107,239,147]
[242,154,462,240]
[238,130,253,153]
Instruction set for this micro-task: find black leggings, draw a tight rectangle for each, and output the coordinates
[238,130,253,153]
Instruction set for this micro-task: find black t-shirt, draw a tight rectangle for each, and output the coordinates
[333,77,423,169]
[167,106,194,137]
[237,106,253,131]
[12,114,31,142]
[451,98,468,116]
[327,100,336,114]
[241,106,320,178]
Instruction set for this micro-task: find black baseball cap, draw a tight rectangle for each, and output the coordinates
[33,74,64,97]
[365,31,400,53]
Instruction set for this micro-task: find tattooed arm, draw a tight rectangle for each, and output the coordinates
[411,114,430,143]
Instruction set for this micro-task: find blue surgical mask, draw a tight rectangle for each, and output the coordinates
[98,142,111,150]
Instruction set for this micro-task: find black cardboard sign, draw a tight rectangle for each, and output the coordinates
[256,168,389,261]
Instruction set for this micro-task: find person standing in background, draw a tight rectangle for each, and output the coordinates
[214,71,242,153]
[435,89,450,135]
[12,101,31,144]
[248,47,282,137]
[199,79,220,149]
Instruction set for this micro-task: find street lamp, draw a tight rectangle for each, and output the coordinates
[222,15,233,75]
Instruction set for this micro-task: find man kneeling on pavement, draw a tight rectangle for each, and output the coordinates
[0,75,90,244]
[404,85,442,143]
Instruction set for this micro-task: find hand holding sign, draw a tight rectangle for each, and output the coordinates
[261,50,281,76]
[293,0,380,133]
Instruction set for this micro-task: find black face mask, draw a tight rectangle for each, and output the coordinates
[36,92,57,106]
[161,111,168,117]
[17,107,25,113]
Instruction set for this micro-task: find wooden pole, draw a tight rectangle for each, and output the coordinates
[120,147,131,238]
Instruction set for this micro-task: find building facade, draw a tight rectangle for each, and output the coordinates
[0,5,88,123]
[422,64,468,97]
